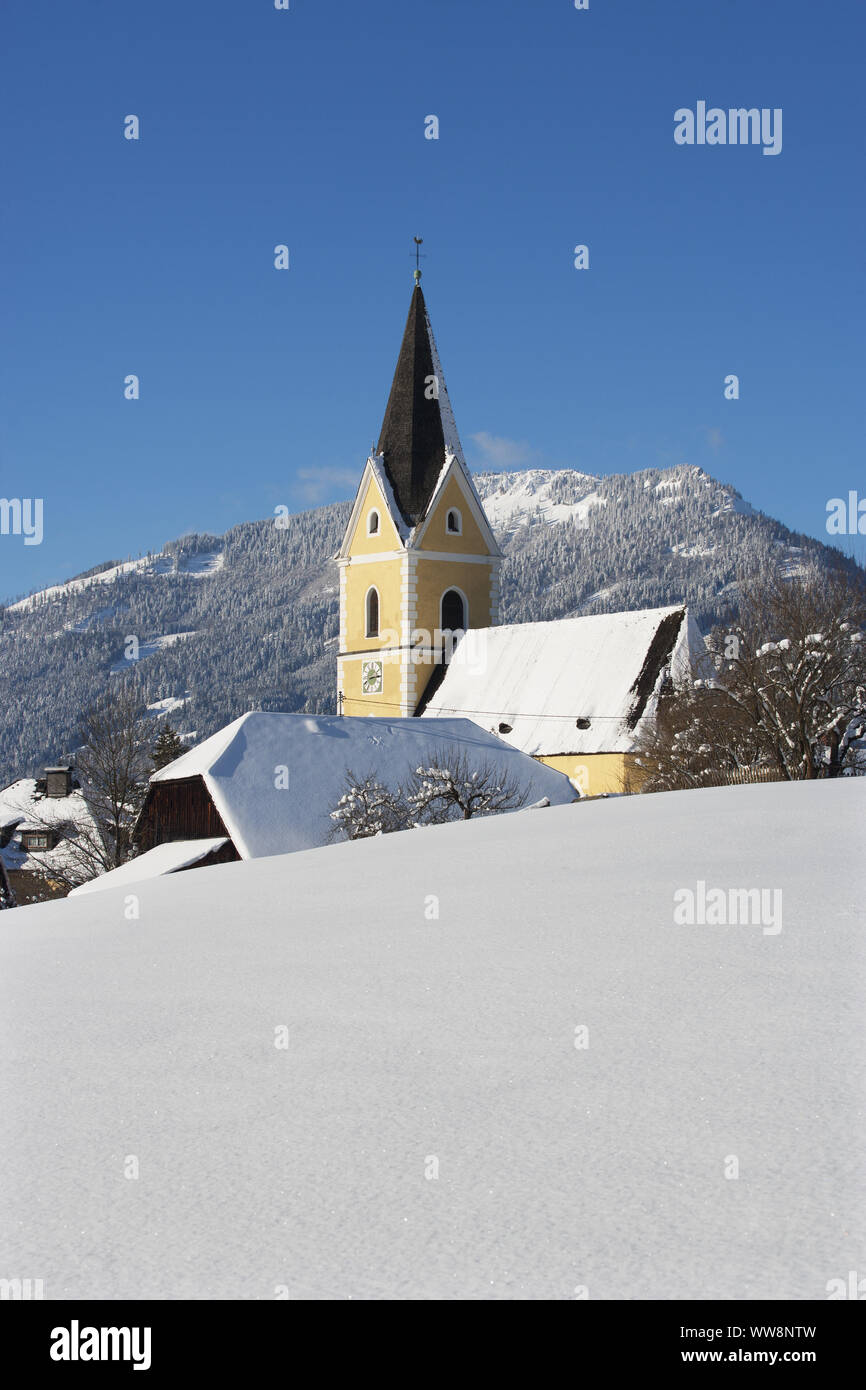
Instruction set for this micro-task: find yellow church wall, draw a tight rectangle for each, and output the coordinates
[342,556,403,651]
[536,752,646,798]
[417,474,491,556]
[413,557,493,636]
[340,650,403,718]
[346,474,403,556]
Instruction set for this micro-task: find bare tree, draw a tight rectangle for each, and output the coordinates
[75,689,154,868]
[329,771,408,840]
[407,751,530,823]
[329,750,532,840]
[636,565,866,791]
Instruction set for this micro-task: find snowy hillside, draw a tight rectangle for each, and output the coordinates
[0,465,860,783]
[7,548,224,616]
[475,468,606,534]
[1,778,862,1300]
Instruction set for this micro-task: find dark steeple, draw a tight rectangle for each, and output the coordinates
[376,284,461,527]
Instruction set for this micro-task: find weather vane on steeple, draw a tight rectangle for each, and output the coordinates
[413,236,425,283]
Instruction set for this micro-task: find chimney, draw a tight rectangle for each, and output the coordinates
[44,766,73,798]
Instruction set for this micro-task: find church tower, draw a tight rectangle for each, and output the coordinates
[336,275,503,717]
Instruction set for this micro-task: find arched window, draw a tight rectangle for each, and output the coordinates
[367,509,380,536]
[441,589,466,635]
[446,508,462,535]
[365,587,379,638]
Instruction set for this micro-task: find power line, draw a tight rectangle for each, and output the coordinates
[334,692,633,721]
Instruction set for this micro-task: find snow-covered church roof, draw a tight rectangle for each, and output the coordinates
[142,711,576,860]
[421,605,701,757]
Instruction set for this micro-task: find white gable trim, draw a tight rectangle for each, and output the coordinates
[336,550,406,567]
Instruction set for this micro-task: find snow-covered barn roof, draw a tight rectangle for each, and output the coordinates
[144,712,576,860]
[421,605,701,757]
[69,838,230,897]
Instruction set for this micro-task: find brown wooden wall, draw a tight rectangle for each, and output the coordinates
[175,840,240,871]
[136,776,235,852]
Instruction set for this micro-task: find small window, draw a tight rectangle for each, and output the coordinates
[367,510,380,536]
[24,831,51,851]
[365,587,380,638]
[446,508,462,535]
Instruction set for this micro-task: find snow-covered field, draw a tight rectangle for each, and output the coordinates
[1,779,863,1300]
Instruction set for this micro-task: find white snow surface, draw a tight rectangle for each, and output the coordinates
[110,632,196,674]
[147,712,576,859]
[0,778,862,1300]
[68,839,229,897]
[476,469,605,534]
[146,695,190,719]
[423,606,700,756]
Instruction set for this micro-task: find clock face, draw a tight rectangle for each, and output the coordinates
[362,660,383,695]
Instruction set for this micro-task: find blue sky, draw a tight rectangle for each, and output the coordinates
[2,0,864,602]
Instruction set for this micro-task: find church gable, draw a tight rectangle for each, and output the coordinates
[414,463,500,557]
[338,457,406,560]
[344,467,404,557]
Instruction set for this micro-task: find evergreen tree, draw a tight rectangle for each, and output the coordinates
[151,724,185,771]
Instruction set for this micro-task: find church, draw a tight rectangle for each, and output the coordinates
[335,270,503,720]
[336,271,701,796]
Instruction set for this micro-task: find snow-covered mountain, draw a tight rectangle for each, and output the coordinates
[2,777,862,1298]
[0,464,860,783]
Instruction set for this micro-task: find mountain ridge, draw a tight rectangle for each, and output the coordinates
[1,463,860,783]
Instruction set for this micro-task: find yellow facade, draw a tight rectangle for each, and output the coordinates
[537,752,647,798]
[342,557,403,652]
[347,475,402,557]
[416,474,491,556]
[338,463,501,719]
[413,556,493,637]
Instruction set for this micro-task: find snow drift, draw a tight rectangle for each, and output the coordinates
[0,778,863,1300]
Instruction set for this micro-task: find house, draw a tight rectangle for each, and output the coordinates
[0,765,103,903]
[336,272,703,795]
[70,711,576,896]
[420,606,703,796]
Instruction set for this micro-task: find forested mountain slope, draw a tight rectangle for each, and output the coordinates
[0,464,858,781]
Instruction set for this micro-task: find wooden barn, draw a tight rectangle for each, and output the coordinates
[135,776,241,863]
[70,710,576,897]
